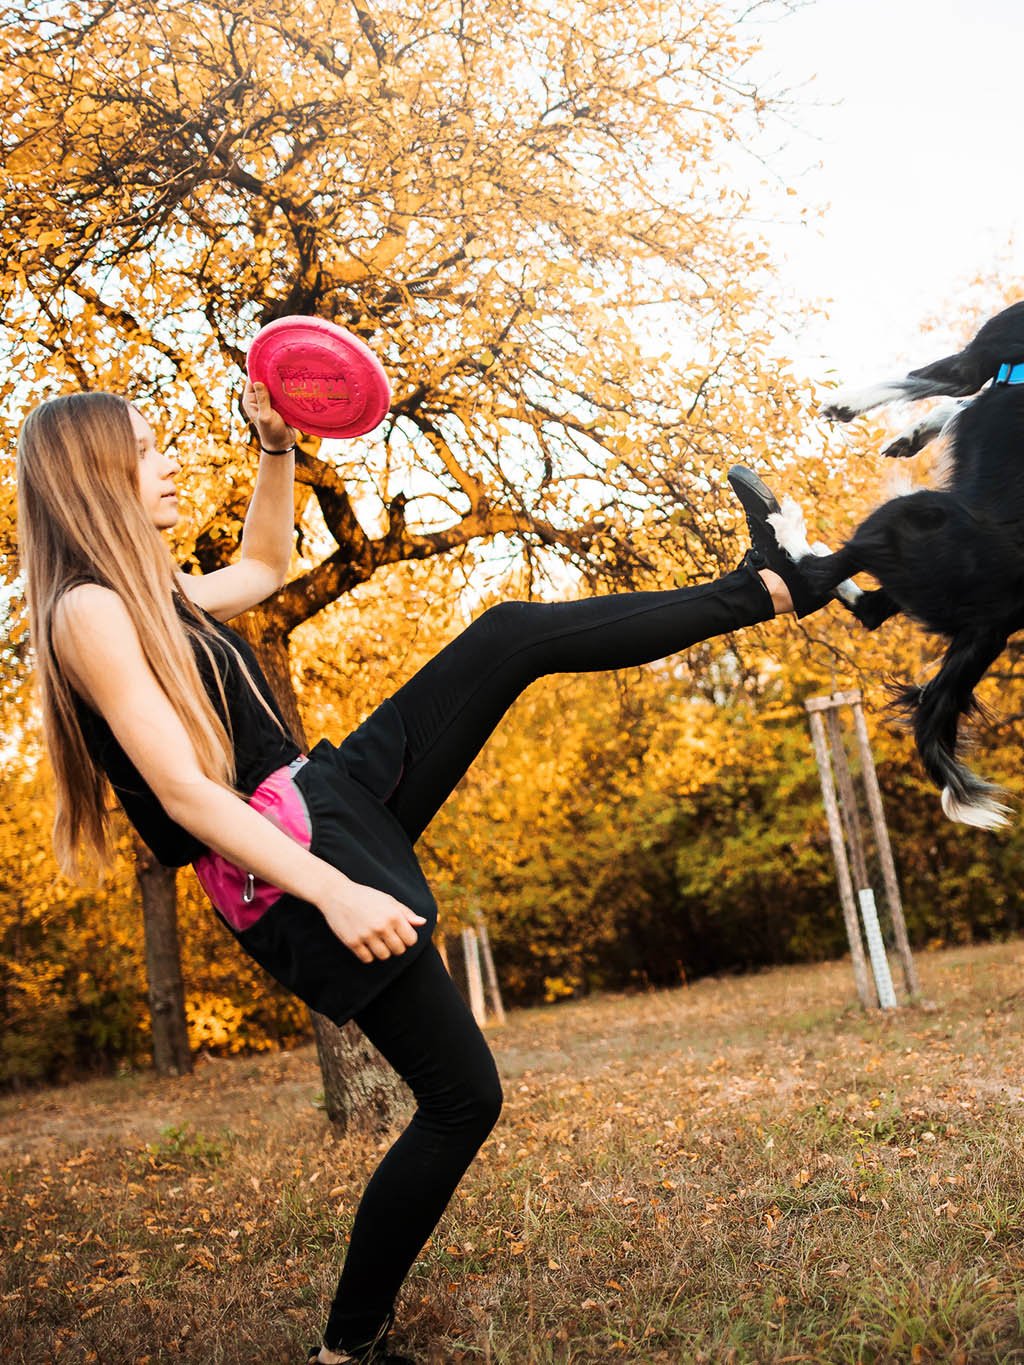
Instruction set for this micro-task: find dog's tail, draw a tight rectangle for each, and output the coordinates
[893,628,1011,829]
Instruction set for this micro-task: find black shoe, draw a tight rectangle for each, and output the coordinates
[307,1349,415,1364]
[727,465,833,620]
[307,1313,416,1364]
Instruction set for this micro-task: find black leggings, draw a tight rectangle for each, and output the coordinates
[323,565,774,1351]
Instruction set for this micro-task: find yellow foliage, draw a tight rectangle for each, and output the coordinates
[5,2,1024,1075]
[186,995,272,1054]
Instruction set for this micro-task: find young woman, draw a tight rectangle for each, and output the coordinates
[17,386,828,1364]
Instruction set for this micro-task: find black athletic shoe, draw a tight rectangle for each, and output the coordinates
[306,1349,415,1364]
[727,465,833,619]
[307,1313,416,1364]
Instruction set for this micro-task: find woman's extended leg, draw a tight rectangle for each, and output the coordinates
[385,561,776,843]
[319,569,770,1354]
[318,945,502,1357]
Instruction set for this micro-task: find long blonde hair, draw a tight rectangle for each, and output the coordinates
[17,392,280,880]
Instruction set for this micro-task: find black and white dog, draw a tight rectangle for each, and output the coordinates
[770,301,1024,829]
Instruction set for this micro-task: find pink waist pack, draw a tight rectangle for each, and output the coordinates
[193,755,312,932]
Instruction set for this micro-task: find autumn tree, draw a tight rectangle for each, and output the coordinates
[2,0,819,1110]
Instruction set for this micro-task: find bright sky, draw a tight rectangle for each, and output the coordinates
[745,0,1023,382]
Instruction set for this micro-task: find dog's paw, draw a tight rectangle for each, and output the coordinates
[766,498,812,561]
[820,384,873,422]
[882,434,917,459]
[820,380,908,424]
[821,399,858,423]
[883,400,965,459]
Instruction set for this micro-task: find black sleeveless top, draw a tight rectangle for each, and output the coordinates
[73,593,301,867]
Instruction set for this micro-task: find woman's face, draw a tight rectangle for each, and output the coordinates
[130,406,180,530]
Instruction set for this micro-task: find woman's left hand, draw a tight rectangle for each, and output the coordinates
[242,379,296,453]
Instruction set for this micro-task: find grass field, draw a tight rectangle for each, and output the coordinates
[2,940,1024,1364]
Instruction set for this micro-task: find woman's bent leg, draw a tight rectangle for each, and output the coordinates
[387,564,774,841]
[321,945,502,1353]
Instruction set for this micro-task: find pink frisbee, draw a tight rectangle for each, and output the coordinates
[246,315,391,439]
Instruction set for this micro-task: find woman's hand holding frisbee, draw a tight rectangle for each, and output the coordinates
[242,378,296,454]
[246,315,391,439]
[320,878,427,964]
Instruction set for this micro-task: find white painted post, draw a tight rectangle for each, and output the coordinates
[858,888,898,1010]
[462,927,487,1026]
[477,918,506,1025]
[806,705,875,1009]
[851,700,921,1000]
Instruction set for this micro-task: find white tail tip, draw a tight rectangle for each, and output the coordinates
[941,786,1012,830]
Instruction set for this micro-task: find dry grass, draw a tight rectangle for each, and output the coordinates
[2,940,1024,1364]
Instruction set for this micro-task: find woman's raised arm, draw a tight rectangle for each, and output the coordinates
[176,381,298,623]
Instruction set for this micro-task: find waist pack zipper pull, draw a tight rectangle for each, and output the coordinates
[243,873,256,905]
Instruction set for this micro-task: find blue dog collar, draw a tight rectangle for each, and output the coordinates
[995,361,1024,385]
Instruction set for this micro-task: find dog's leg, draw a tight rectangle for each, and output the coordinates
[822,345,986,423]
[823,301,1024,425]
[821,377,955,423]
[767,499,863,609]
[881,399,968,459]
[906,350,991,397]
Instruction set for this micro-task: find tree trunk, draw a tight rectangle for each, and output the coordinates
[236,602,405,1131]
[312,1012,408,1134]
[133,838,192,1076]
[234,603,307,743]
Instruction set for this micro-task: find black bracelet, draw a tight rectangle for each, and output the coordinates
[259,441,297,455]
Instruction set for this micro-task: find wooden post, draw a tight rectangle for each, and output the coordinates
[806,706,875,1009]
[477,917,506,1025]
[857,888,898,1010]
[462,927,487,1026]
[436,936,451,973]
[806,691,918,1011]
[851,700,921,1000]
[441,915,506,1027]
[825,709,870,892]
[826,709,898,1010]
